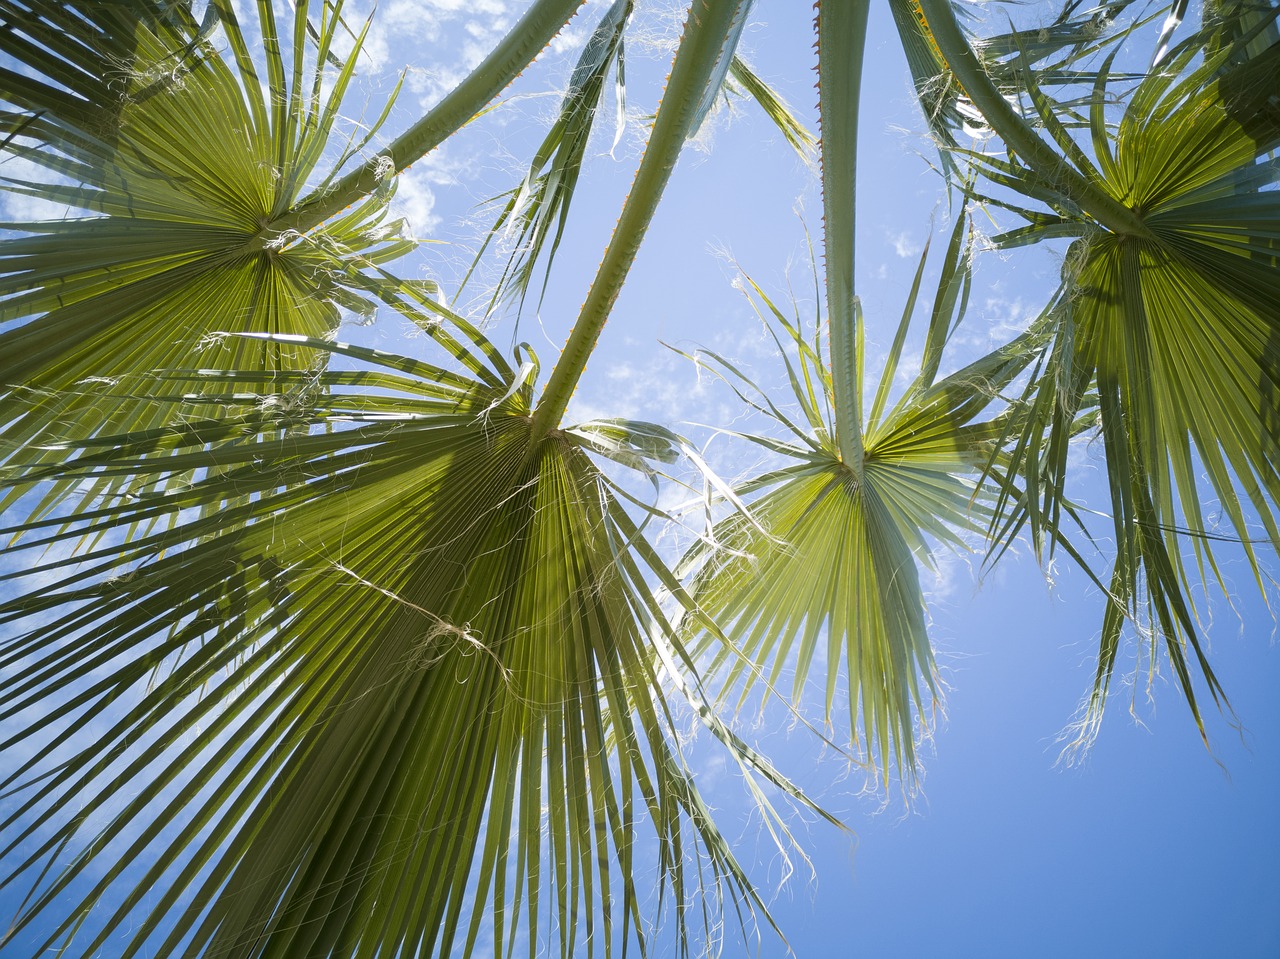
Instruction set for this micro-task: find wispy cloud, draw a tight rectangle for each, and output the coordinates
[390,168,440,235]
[889,230,921,259]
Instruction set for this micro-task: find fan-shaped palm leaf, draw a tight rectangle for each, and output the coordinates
[0,0,411,448]
[0,0,589,518]
[678,221,1032,785]
[0,289,824,958]
[1,2,835,953]
[962,18,1280,743]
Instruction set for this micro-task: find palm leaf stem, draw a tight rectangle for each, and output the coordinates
[915,0,1152,238]
[261,0,587,243]
[528,0,749,441]
[816,0,871,471]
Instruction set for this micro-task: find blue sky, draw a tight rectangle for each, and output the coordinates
[2,0,1278,956]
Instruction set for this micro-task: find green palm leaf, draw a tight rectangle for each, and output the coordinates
[0,0,596,523]
[1,5,838,954]
[970,19,1280,744]
[0,293,821,957]
[679,228,1032,786]
[0,0,412,478]
[0,0,189,142]
[466,0,635,315]
[723,54,818,159]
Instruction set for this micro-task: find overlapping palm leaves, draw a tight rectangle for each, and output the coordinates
[1,0,1279,955]
[0,0,596,515]
[963,17,1280,743]
[0,1,825,956]
[679,217,1031,785]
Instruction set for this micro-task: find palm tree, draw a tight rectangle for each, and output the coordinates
[0,0,1276,955]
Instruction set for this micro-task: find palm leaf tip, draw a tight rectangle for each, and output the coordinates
[464,0,634,316]
[725,55,818,162]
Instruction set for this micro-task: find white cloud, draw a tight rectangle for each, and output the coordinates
[375,0,518,108]
[549,25,588,56]
[889,230,921,259]
[389,168,440,235]
[423,0,510,12]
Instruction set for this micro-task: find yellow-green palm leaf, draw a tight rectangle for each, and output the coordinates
[0,0,415,456]
[0,298,815,958]
[1,0,593,527]
[680,234,1031,785]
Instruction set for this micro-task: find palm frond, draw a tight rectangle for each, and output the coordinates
[466,0,634,316]
[0,0,413,502]
[0,0,193,142]
[724,55,817,161]
[972,19,1280,746]
[0,293,819,958]
[679,230,1032,788]
[686,0,756,134]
